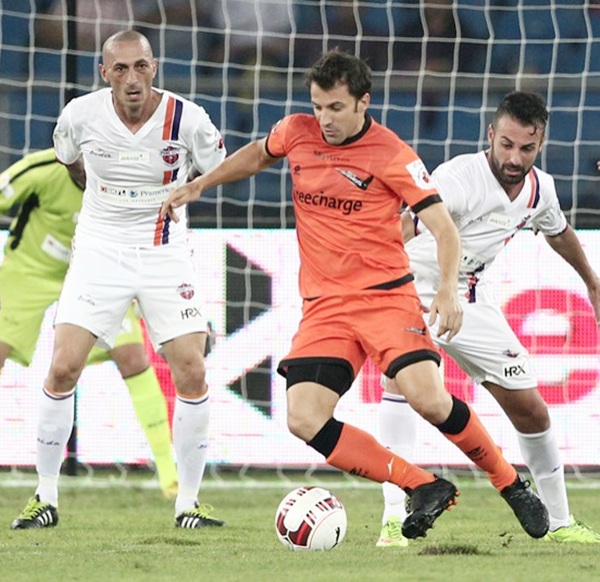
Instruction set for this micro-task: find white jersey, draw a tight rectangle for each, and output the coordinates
[407,150,567,302]
[53,88,226,247]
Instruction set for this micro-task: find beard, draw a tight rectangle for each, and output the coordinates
[488,149,530,187]
[498,163,528,184]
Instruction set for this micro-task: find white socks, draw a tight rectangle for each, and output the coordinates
[173,394,210,516]
[378,391,418,524]
[35,387,76,507]
[517,428,570,531]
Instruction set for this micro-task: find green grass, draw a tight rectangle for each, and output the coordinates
[0,475,599,581]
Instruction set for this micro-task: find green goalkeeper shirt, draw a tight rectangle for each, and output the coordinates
[0,148,83,279]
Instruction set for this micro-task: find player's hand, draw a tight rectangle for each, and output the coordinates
[587,274,600,326]
[428,287,463,341]
[160,179,205,223]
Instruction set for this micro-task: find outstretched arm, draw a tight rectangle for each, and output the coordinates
[160,138,278,222]
[545,224,600,323]
[414,201,463,340]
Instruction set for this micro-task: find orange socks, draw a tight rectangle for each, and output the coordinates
[326,423,435,491]
[443,406,516,491]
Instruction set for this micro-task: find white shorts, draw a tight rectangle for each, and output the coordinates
[55,237,207,351]
[430,294,536,390]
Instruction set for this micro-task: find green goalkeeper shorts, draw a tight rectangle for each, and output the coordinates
[0,263,144,367]
[0,265,64,367]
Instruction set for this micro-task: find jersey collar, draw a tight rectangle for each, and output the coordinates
[337,113,372,147]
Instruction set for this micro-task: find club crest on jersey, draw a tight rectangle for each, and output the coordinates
[161,145,180,165]
[405,159,432,190]
[177,283,195,300]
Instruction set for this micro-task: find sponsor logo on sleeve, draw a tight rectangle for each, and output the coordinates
[405,159,432,190]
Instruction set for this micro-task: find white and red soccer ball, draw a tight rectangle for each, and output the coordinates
[275,486,347,551]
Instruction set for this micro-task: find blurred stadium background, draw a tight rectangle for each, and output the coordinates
[0,1,599,483]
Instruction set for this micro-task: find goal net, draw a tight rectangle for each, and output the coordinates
[1,0,599,483]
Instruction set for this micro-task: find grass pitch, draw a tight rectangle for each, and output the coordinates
[0,473,599,582]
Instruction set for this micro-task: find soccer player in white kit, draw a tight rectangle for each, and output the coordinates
[376,92,600,546]
[11,30,227,530]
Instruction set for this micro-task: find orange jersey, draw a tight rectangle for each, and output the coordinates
[266,113,441,299]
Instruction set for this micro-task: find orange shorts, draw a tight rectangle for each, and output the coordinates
[278,284,440,382]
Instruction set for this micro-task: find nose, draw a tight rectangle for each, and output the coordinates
[319,110,332,126]
[125,68,139,84]
[507,148,523,167]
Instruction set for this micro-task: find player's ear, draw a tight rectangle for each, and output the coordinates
[487,123,494,144]
[99,63,108,84]
[358,92,370,113]
[152,59,158,79]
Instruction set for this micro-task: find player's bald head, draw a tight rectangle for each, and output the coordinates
[102,30,153,63]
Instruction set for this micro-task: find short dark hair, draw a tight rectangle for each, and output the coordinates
[305,50,372,100]
[494,91,548,134]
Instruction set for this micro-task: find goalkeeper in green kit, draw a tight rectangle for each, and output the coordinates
[0,148,178,499]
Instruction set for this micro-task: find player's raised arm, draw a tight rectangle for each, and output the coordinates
[160,138,279,222]
[414,201,462,340]
[544,224,600,323]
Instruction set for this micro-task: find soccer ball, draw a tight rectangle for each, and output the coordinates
[275,486,347,551]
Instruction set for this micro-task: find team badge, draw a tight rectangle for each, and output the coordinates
[215,130,224,150]
[405,159,432,190]
[161,145,180,165]
[177,283,195,300]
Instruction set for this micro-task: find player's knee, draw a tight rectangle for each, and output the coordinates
[286,414,307,441]
[47,361,83,392]
[111,344,149,377]
[286,407,322,442]
[512,394,550,432]
[284,361,352,441]
[171,358,207,397]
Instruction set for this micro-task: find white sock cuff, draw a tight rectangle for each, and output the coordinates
[381,391,408,404]
[176,393,209,406]
[42,386,76,400]
[516,427,552,441]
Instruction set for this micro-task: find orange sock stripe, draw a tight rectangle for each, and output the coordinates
[325,424,434,490]
[443,406,516,491]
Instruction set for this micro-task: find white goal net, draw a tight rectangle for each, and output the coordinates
[1,1,599,482]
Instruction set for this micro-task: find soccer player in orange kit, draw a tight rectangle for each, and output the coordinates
[160,50,549,540]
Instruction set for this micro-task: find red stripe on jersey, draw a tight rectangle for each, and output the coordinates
[153,214,164,246]
[163,170,172,185]
[526,169,539,208]
[162,97,175,140]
